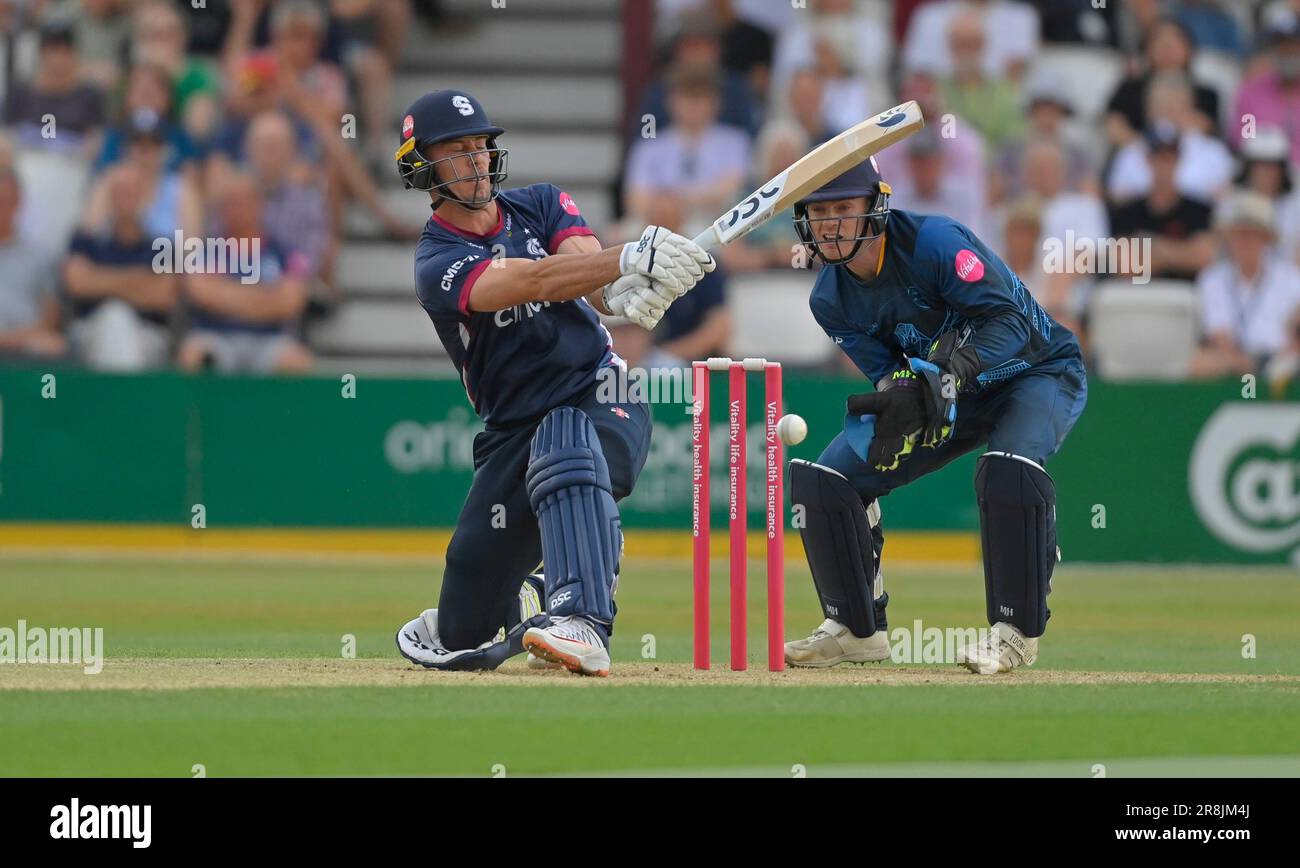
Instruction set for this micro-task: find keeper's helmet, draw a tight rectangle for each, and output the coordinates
[395,89,508,210]
[793,158,892,266]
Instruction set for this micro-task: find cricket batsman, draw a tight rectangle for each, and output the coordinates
[783,160,1087,674]
[392,90,714,676]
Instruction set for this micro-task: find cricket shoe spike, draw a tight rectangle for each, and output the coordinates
[522,615,610,677]
[527,652,564,670]
[784,618,891,668]
[395,609,495,670]
[956,621,1038,675]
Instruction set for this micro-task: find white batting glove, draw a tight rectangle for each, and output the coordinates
[622,281,677,330]
[620,225,715,296]
[602,273,681,331]
[602,272,648,318]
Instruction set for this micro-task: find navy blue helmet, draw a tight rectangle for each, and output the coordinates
[793,158,892,266]
[396,89,508,209]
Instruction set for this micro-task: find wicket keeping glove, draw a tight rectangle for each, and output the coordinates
[908,330,982,448]
[846,369,927,471]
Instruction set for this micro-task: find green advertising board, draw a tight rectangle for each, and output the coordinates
[0,367,1296,564]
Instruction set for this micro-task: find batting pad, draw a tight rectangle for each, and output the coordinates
[975,452,1056,638]
[526,407,620,625]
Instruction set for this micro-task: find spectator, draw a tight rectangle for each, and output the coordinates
[1190,190,1300,377]
[0,165,65,360]
[998,194,1071,327]
[903,0,1040,80]
[874,70,989,213]
[711,0,777,108]
[223,0,348,141]
[770,0,891,134]
[131,0,223,148]
[1022,137,1108,321]
[938,6,1026,151]
[624,64,750,237]
[83,107,203,240]
[1113,0,1163,59]
[62,163,179,370]
[1174,0,1243,59]
[243,110,335,300]
[328,0,413,166]
[1236,128,1300,265]
[1105,17,1221,146]
[4,20,106,157]
[1027,0,1117,46]
[179,173,313,373]
[95,62,200,174]
[1262,305,1300,394]
[1106,73,1235,204]
[637,10,758,138]
[51,0,134,90]
[890,125,989,239]
[642,195,731,366]
[1108,124,1216,282]
[656,0,797,42]
[993,70,1097,202]
[783,68,837,147]
[1234,15,1300,165]
[718,119,806,273]
[221,0,417,239]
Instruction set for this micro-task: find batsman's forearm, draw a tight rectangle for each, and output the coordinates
[529,246,623,303]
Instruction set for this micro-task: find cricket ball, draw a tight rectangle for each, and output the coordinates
[776,414,807,446]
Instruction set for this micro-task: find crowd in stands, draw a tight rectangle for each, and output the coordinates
[0,0,418,373]
[621,0,1300,386]
[2,0,1299,387]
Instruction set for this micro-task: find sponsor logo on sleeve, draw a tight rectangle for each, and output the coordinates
[955,249,985,283]
[441,255,481,292]
[559,191,580,216]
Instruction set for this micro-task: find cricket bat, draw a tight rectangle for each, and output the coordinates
[691,100,925,251]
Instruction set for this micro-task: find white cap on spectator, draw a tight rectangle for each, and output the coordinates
[1214,189,1277,233]
[1240,128,1291,163]
[1024,69,1075,115]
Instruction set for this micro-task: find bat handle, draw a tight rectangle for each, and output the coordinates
[691,224,721,251]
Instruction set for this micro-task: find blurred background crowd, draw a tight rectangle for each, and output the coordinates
[1,0,1299,388]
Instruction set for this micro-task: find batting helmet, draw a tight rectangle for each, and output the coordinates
[395,89,508,209]
[793,159,892,266]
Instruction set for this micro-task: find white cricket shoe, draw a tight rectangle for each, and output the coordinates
[526,653,564,670]
[784,618,892,668]
[956,621,1038,675]
[395,608,492,670]
[522,616,610,677]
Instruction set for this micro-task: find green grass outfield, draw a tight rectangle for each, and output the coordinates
[1,554,1298,777]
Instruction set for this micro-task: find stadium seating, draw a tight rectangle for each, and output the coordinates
[1191,49,1244,131]
[1027,45,1125,120]
[327,1,623,373]
[1088,280,1201,380]
[727,271,834,367]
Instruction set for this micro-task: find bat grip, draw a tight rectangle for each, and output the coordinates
[691,225,721,251]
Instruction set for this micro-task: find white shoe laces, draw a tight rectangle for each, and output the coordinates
[550,616,601,646]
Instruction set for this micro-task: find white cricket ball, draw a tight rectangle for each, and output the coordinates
[776,414,807,446]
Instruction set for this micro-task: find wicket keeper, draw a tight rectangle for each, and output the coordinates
[784,160,1087,674]
[392,90,714,676]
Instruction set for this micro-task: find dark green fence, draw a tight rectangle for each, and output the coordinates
[1,368,1295,563]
